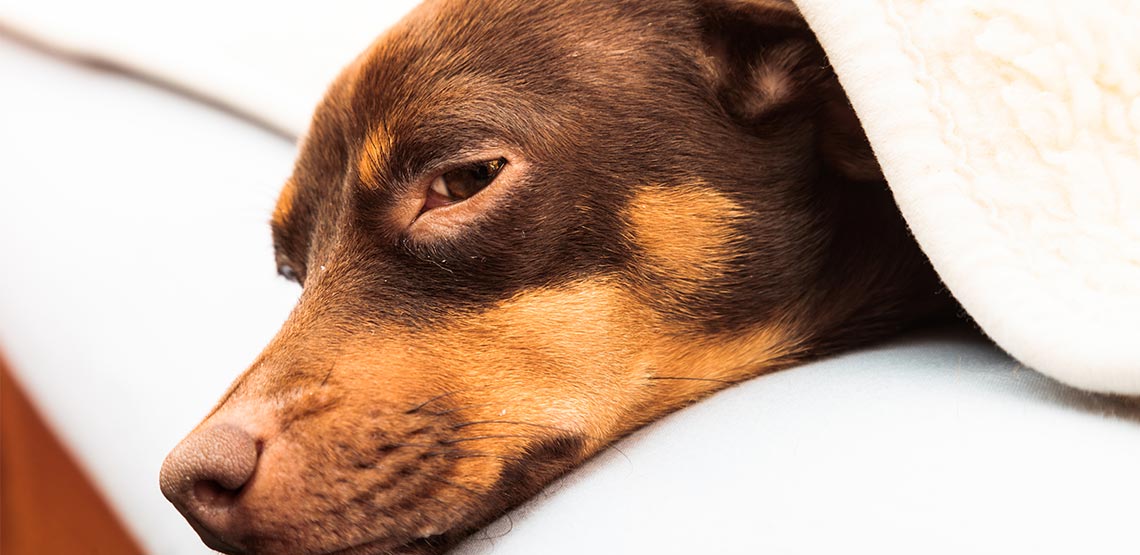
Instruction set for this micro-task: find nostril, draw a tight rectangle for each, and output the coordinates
[193,478,242,508]
[159,424,260,551]
[160,424,259,503]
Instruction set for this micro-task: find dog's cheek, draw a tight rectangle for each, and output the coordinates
[624,183,746,296]
[373,279,665,453]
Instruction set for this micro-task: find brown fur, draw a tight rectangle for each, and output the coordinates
[161,0,957,553]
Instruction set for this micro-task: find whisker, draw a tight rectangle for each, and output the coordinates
[451,419,610,443]
[426,448,529,464]
[405,385,505,414]
[386,441,441,449]
[608,443,633,466]
[320,360,336,387]
[441,434,540,445]
[450,419,578,433]
[648,376,735,384]
[427,402,497,417]
[487,513,515,541]
[405,389,467,414]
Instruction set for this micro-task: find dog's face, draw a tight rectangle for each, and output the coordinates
[161,1,946,553]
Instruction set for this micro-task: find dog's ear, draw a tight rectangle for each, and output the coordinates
[696,0,882,181]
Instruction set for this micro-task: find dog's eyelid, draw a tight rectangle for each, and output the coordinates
[403,152,524,240]
[428,157,507,204]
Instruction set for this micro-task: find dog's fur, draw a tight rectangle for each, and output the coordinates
[161,0,955,553]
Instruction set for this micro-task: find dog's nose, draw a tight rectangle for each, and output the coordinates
[160,424,259,553]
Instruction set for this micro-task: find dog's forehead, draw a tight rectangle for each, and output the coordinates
[338,0,695,127]
[275,0,702,222]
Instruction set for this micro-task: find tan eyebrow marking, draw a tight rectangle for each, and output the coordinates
[272,179,299,226]
[357,126,392,188]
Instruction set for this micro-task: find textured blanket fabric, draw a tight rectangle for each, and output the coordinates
[795,0,1140,394]
[4,0,1137,393]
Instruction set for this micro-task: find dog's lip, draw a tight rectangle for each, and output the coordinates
[318,533,445,555]
[316,519,451,555]
[183,514,249,555]
[318,537,390,555]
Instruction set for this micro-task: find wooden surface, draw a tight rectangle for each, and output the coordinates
[1,356,144,555]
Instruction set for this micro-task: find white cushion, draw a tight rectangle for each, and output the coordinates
[455,332,1140,554]
[0,37,297,554]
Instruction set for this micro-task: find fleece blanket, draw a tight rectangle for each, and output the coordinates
[794,0,1140,394]
[4,0,1137,394]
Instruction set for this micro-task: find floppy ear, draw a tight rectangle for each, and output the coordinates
[697,0,882,181]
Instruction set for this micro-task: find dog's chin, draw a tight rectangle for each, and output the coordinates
[321,534,458,555]
[233,531,456,555]
[233,503,470,555]
[188,518,248,555]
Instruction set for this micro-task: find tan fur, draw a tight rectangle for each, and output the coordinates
[271,180,296,224]
[358,127,393,188]
[626,184,746,292]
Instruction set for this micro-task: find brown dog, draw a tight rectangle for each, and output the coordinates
[160,0,954,553]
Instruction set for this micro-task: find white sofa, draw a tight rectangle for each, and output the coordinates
[2,31,1139,555]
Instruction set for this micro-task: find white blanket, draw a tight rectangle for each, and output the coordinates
[5,0,1137,394]
[795,0,1140,394]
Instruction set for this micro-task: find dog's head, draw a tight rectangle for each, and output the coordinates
[160,0,946,553]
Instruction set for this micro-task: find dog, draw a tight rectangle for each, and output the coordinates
[160,0,955,553]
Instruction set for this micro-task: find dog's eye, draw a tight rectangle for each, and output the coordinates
[278,263,301,283]
[425,158,506,209]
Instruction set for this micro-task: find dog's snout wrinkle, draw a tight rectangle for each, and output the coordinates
[160,424,260,553]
